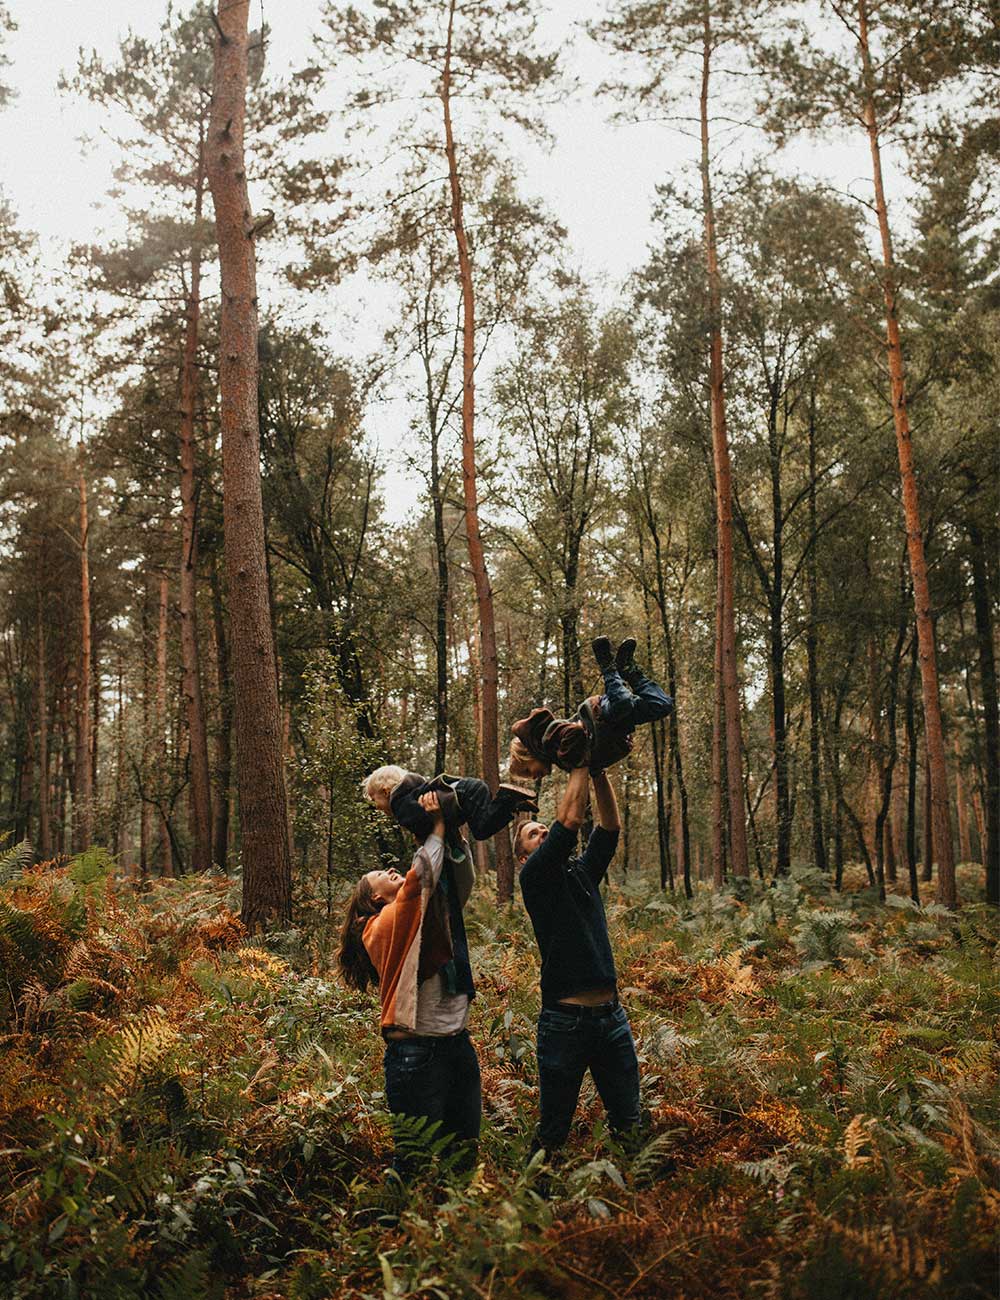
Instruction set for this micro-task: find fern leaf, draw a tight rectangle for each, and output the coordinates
[0,839,33,885]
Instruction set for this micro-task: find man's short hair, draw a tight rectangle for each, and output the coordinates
[361,764,407,804]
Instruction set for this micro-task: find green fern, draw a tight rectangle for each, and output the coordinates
[156,1249,216,1300]
[0,838,33,885]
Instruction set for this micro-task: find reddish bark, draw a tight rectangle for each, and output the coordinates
[700,0,748,877]
[440,0,513,902]
[857,0,956,906]
[207,0,292,929]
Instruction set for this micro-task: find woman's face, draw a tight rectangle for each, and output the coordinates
[366,867,404,904]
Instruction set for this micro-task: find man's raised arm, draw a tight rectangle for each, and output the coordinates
[591,770,621,834]
[556,765,591,834]
[581,770,621,884]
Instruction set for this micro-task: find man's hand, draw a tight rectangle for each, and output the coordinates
[418,790,446,838]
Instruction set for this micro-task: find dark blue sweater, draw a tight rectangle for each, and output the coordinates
[518,821,620,1008]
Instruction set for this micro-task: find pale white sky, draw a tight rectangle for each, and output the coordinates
[2,0,896,520]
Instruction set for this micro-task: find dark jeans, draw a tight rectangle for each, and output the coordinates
[383,1031,482,1179]
[600,667,673,728]
[457,777,524,840]
[533,1003,641,1154]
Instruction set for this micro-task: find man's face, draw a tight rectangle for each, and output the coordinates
[365,867,404,903]
[518,821,548,863]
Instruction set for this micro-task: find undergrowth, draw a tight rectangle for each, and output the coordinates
[1,847,996,1299]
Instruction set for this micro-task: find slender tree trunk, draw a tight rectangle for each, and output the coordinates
[874,611,907,902]
[210,558,232,869]
[36,589,51,859]
[904,635,921,904]
[858,0,955,906]
[652,535,691,894]
[115,652,127,863]
[178,145,213,872]
[891,737,907,880]
[700,2,748,877]
[922,747,933,883]
[207,0,292,928]
[430,424,449,775]
[156,575,173,876]
[766,393,792,874]
[711,550,726,887]
[439,0,513,900]
[954,730,971,864]
[806,395,827,873]
[967,522,999,902]
[140,580,151,876]
[74,469,92,851]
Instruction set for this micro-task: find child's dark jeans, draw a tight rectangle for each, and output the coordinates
[383,1030,481,1179]
[532,1002,642,1154]
[599,667,672,729]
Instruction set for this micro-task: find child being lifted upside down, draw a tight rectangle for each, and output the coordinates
[509,636,673,779]
[362,765,538,845]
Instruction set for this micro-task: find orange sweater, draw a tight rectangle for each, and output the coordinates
[363,834,474,1033]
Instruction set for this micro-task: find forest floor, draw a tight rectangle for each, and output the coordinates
[1,850,997,1299]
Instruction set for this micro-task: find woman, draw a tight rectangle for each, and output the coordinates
[337,792,481,1179]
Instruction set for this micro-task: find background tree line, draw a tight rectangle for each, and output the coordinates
[0,0,995,925]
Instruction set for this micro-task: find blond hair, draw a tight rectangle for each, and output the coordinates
[508,737,547,780]
[361,764,407,804]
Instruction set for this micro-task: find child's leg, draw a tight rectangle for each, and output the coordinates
[460,777,534,839]
[598,666,635,724]
[623,670,673,726]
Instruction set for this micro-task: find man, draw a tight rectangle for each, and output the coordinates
[516,765,643,1156]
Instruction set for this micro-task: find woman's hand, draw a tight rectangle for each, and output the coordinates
[418,791,446,837]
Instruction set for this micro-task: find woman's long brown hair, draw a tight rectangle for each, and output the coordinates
[337,875,383,990]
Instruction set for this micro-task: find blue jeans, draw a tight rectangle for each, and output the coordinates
[600,667,673,728]
[383,1031,482,1179]
[533,1003,641,1154]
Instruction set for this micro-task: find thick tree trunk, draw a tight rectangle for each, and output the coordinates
[74,470,92,851]
[858,0,955,906]
[700,3,748,877]
[207,0,292,928]
[967,522,999,903]
[178,148,213,873]
[36,589,51,859]
[440,0,513,901]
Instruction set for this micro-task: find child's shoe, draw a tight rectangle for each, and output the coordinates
[614,637,638,674]
[591,636,615,673]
